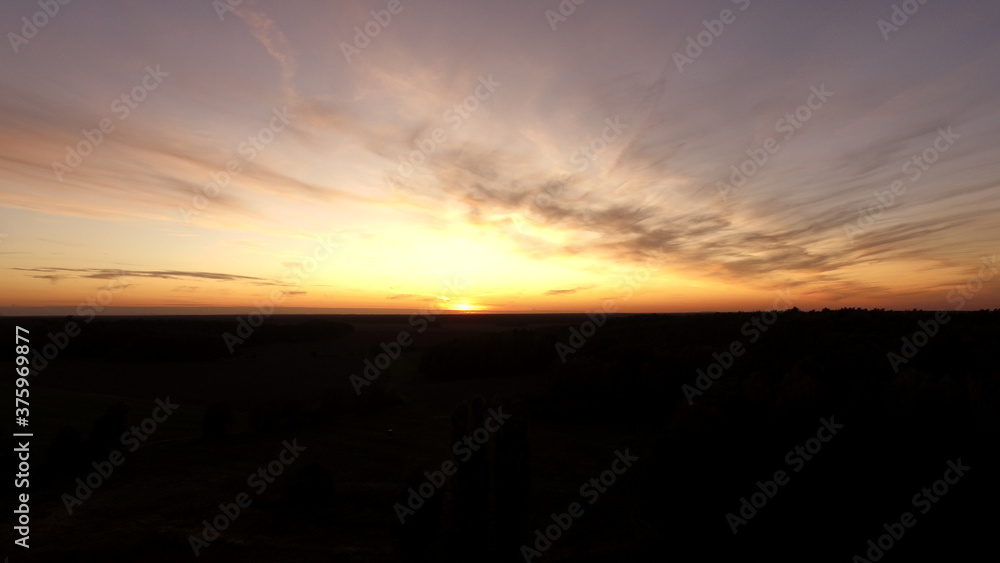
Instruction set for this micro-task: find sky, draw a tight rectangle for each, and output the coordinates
[2,0,999,314]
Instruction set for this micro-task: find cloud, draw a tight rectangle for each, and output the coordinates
[545,286,593,296]
[232,1,299,103]
[2,0,999,311]
[11,267,272,283]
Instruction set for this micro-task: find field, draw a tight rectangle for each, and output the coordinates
[2,310,998,562]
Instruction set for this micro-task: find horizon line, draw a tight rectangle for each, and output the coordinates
[2,305,994,318]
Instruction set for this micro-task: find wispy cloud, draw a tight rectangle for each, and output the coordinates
[12,267,271,283]
[1,0,999,311]
[545,286,594,296]
[232,1,299,103]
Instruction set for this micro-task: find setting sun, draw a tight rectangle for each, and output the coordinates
[2,1,997,560]
[1,0,998,317]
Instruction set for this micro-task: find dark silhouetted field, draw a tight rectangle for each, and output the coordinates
[2,310,998,562]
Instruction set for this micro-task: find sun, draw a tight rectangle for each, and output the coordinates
[449,302,483,312]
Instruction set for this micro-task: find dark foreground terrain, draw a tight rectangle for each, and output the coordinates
[2,309,998,562]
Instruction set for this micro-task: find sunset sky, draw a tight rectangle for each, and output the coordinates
[2,0,999,314]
